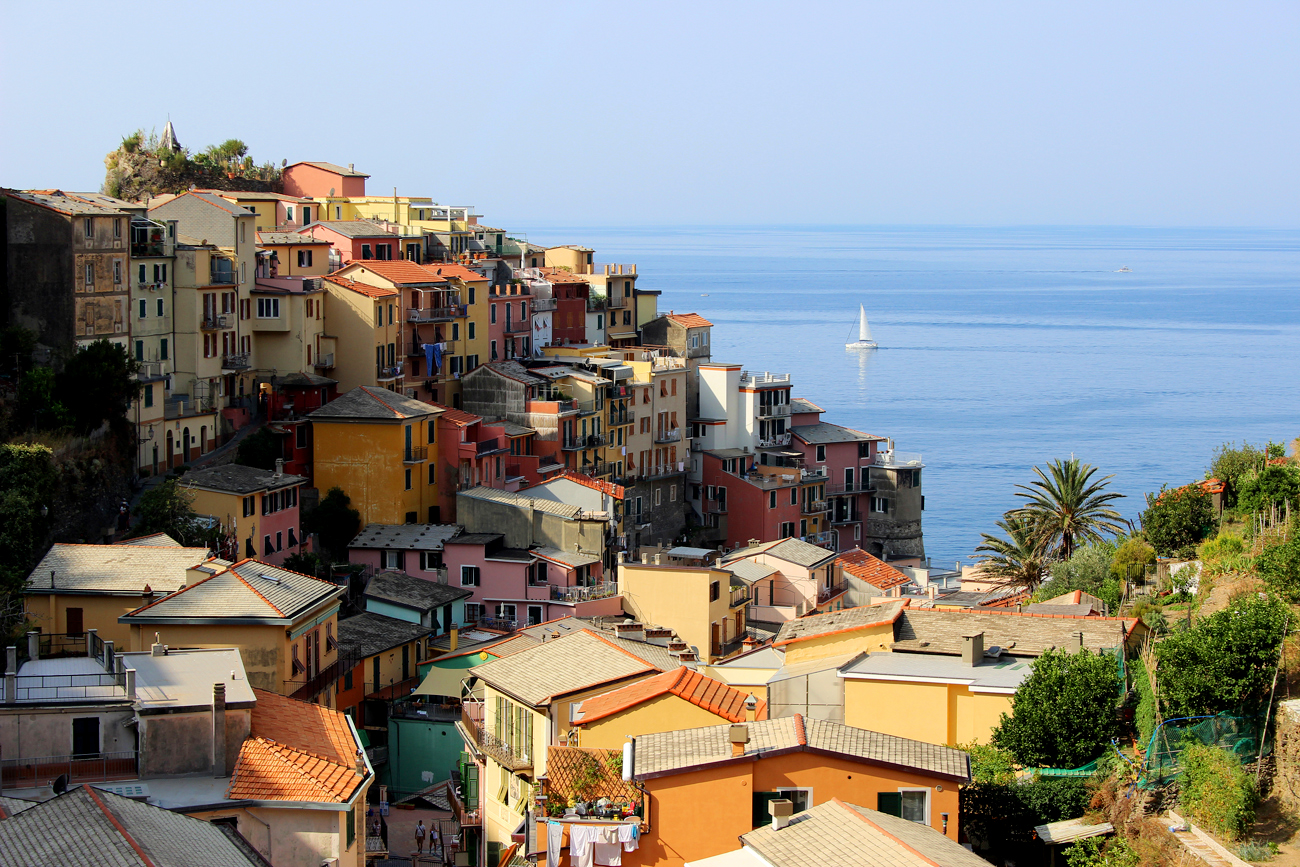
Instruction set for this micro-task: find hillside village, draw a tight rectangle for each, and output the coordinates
[1,131,1300,867]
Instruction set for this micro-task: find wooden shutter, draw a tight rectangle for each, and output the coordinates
[877,792,903,817]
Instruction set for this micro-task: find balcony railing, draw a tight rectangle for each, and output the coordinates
[504,319,530,334]
[1,750,138,790]
[757,433,792,448]
[377,364,404,381]
[875,451,924,468]
[829,509,862,525]
[756,404,791,418]
[609,409,634,426]
[131,241,167,258]
[407,339,457,358]
[474,616,518,632]
[818,582,848,604]
[201,313,231,331]
[585,433,606,448]
[209,264,236,285]
[285,654,358,703]
[580,461,615,477]
[531,297,557,312]
[740,370,790,387]
[221,353,250,371]
[824,480,875,495]
[801,499,828,514]
[703,500,727,515]
[461,702,531,771]
[313,353,335,369]
[711,636,746,659]
[654,428,682,444]
[404,445,428,463]
[407,305,467,322]
[561,434,583,450]
[550,582,619,603]
[802,530,837,548]
[729,587,749,608]
[643,462,685,479]
[576,399,603,416]
[447,770,481,827]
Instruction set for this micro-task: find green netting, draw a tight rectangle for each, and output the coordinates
[1140,713,1266,787]
[1034,758,1104,778]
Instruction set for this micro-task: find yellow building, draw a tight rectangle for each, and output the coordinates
[460,629,665,857]
[248,275,328,376]
[255,232,333,277]
[618,561,749,661]
[23,539,211,646]
[308,386,443,526]
[119,558,345,699]
[772,602,904,666]
[318,274,402,391]
[178,462,308,565]
[572,666,765,749]
[206,190,317,233]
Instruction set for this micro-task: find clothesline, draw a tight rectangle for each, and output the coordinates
[546,819,640,867]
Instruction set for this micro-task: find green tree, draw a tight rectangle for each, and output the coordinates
[130,479,214,548]
[1014,458,1127,560]
[1256,538,1300,601]
[973,513,1052,591]
[281,551,327,579]
[1209,441,1267,510]
[17,367,72,431]
[54,339,140,435]
[991,648,1120,767]
[1110,537,1156,582]
[1036,540,1115,602]
[235,428,282,471]
[0,443,57,595]
[1154,593,1287,717]
[1236,463,1300,516]
[959,742,1017,784]
[1140,484,1214,557]
[305,487,360,564]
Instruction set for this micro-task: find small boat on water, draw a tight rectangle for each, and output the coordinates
[845,305,877,349]
[1116,266,1132,272]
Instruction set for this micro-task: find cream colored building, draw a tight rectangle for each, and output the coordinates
[618,562,749,661]
[319,274,402,392]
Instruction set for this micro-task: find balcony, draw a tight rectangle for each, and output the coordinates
[756,404,791,418]
[802,530,837,548]
[407,305,467,322]
[757,433,792,449]
[654,428,682,444]
[561,434,583,450]
[200,313,231,331]
[801,499,829,515]
[1,750,138,789]
[313,353,335,370]
[818,581,849,605]
[461,700,531,771]
[580,461,615,477]
[377,364,404,382]
[285,654,358,703]
[404,445,428,463]
[729,587,749,608]
[875,450,924,468]
[740,370,790,387]
[550,582,619,603]
[609,409,634,426]
[829,509,862,525]
[209,262,236,285]
[576,400,603,416]
[585,433,606,448]
[644,462,685,479]
[407,339,456,358]
[221,353,250,371]
[824,479,875,495]
[711,636,746,660]
[447,770,481,827]
[703,500,727,515]
[474,616,518,632]
[532,297,557,312]
[504,319,530,334]
[131,240,167,258]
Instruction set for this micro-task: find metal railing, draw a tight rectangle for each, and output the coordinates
[377,364,404,380]
[550,582,619,603]
[404,445,428,463]
[825,479,875,495]
[802,530,837,548]
[407,305,467,322]
[756,404,791,418]
[561,434,583,450]
[504,319,530,334]
[461,702,531,771]
[1,750,138,791]
[285,654,358,702]
[209,264,236,285]
[740,370,790,386]
[802,499,828,514]
[222,353,250,370]
[875,451,924,467]
[576,399,603,416]
[313,353,335,369]
[131,241,167,258]
[531,297,557,311]
[201,313,231,330]
[579,461,615,477]
[585,433,606,448]
[829,509,862,525]
[609,409,634,426]
[643,462,685,479]
[757,433,792,448]
[818,582,848,604]
[654,428,682,444]
[474,616,518,632]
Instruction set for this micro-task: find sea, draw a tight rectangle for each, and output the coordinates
[520,225,1300,567]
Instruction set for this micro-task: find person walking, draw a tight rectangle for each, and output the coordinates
[415,819,427,855]
[430,823,442,861]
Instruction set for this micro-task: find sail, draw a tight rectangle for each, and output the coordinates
[858,305,872,342]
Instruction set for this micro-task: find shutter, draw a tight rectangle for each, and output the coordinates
[752,792,781,828]
[877,792,903,817]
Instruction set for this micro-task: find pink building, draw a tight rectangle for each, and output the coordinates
[296,221,410,269]
[443,533,618,631]
[347,523,463,579]
[282,161,369,199]
[487,283,533,363]
[788,398,887,553]
[178,463,306,566]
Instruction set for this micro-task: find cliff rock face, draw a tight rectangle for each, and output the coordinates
[101,130,282,202]
[1275,699,1300,810]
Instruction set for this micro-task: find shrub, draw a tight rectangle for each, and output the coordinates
[1237,464,1300,517]
[1141,485,1215,557]
[958,742,1017,784]
[1201,534,1245,562]
[1036,541,1115,603]
[1064,835,1140,867]
[1178,742,1257,841]
[1111,537,1156,582]
[1210,442,1267,510]
[991,648,1120,768]
[1256,538,1300,602]
[1132,656,1158,747]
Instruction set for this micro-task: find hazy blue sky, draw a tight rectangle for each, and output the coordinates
[3,2,1298,226]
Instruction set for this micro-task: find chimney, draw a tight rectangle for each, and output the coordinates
[744,693,758,722]
[962,632,984,666]
[729,723,749,758]
[653,553,661,565]
[125,668,136,699]
[274,458,284,477]
[4,647,15,705]
[615,623,645,642]
[355,749,367,776]
[348,163,355,172]
[769,798,794,830]
[641,554,649,564]
[449,626,459,653]
[50,570,55,589]
[151,632,165,656]
[927,584,937,600]
[27,631,39,661]
[212,683,227,777]
[1073,631,1085,652]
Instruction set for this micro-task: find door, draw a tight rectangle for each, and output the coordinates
[151,444,158,476]
[182,428,191,460]
[711,622,721,658]
[66,607,84,636]
[442,604,453,634]
[166,430,174,468]
[72,717,99,758]
[401,645,410,681]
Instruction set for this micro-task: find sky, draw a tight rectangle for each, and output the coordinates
[3,2,1298,227]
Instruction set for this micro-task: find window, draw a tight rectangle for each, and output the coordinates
[791,487,798,505]
[597,314,603,330]
[143,385,153,408]
[769,491,777,509]
[872,497,889,513]
[491,340,498,360]
[670,485,677,502]
[382,550,400,569]
[780,521,795,538]
[113,261,122,284]
[528,561,547,586]
[490,305,497,324]
[240,262,246,284]
[138,300,147,319]
[264,535,274,556]
[405,468,412,490]
[84,263,93,287]
[156,263,168,283]
[859,441,871,459]
[361,244,372,260]
[752,789,811,827]
[468,322,476,340]
[243,495,255,517]
[816,445,826,463]
[461,566,481,586]
[495,603,517,622]
[428,464,436,485]
[113,218,121,239]
[302,206,311,224]
[84,218,93,238]
[335,206,342,220]
[297,250,313,267]
[160,338,168,360]
[276,531,283,552]
[528,605,543,626]
[296,425,307,449]
[465,602,482,622]
[877,790,929,824]
[344,668,353,690]
[134,340,144,361]
[156,298,164,316]
[654,488,662,506]
[240,222,247,244]
[710,581,720,602]
[138,263,146,285]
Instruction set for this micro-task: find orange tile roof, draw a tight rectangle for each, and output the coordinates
[322,275,397,298]
[346,260,447,285]
[836,548,910,591]
[424,263,488,282]
[554,471,625,499]
[666,313,713,329]
[226,688,365,803]
[1198,478,1226,494]
[429,403,482,427]
[538,268,589,284]
[575,667,767,726]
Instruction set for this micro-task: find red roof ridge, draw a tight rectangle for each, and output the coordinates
[359,385,399,416]
[576,666,766,725]
[576,628,663,671]
[85,785,158,867]
[555,470,625,499]
[831,797,942,867]
[793,713,807,746]
[232,572,285,617]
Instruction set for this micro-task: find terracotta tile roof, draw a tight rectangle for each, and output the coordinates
[341,260,446,285]
[537,267,590,284]
[423,263,487,282]
[666,313,713,329]
[322,275,397,298]
[429,404,482,426]
[575,667,767,725]
[773,601,907,647]
[837,549,910,592]
[554,471,625,499]
[226,688,364,803]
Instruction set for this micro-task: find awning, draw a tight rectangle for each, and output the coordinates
[414,665,470,698]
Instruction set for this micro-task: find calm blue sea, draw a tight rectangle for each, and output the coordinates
[522,226,1300,566]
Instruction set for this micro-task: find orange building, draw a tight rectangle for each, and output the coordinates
[537,715,969,867]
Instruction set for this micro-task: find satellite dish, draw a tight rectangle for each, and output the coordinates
[329,187,336,197]
[53,774,69,794]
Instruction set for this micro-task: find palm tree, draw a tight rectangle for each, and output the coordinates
[1014,458,1126,561]
[972,513,1052,591]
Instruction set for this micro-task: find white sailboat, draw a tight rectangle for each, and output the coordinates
[845,305,877,349]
